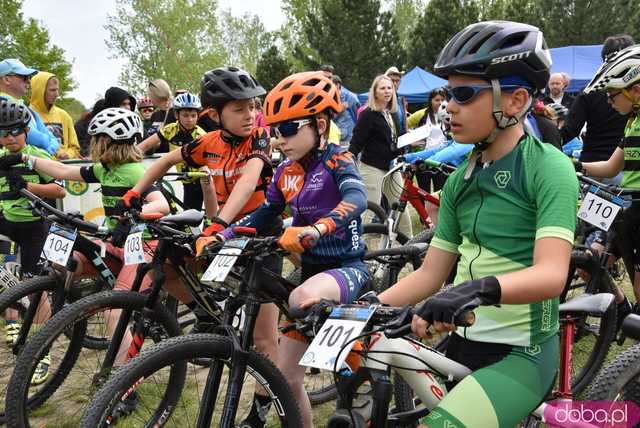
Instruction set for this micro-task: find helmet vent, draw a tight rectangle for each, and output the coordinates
[499,32,527,50]
[281,81,293,90]
[323,83,332,93]
[238,75,251,88]
[468,32,495,54]
[273,98,283,114]
[290,94,302,107]
[305,78,321,87]
[223,78,241,91]
[305,95,323,110]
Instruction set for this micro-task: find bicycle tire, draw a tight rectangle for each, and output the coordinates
[6,290,181,428]
[586,342,640,401]
[365,200,389,224]
[561,250,618,395]
[80,333,303,427]
[568,294,617,396]
[0,275,62,424]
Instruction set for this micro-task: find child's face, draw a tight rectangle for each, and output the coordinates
[0,128,27,153]
[446,75,528,144]
[446,75,496,144]
[606,86,637,115]
[178,109,198,130]
[219,99,256,137]
[277,118,321,161]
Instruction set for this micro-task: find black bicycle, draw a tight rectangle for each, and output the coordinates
[0,188,118,424]
[4,209,217,428]
[78,235,432,427]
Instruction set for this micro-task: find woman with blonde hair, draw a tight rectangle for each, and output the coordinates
[349,74,412,236]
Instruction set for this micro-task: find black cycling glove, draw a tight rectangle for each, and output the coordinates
[6,170,27,194]
[416,276,501,325]
[0,154,24,170]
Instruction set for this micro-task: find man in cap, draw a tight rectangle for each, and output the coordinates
[385,66,407,135]
[0,58,60,155]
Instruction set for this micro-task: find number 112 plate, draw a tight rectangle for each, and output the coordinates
[300,306,375,371]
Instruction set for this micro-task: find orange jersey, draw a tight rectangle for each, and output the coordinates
[182,128,272,219]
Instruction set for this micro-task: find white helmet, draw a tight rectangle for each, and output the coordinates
[584,44,640,93]
[88,107,143,143]
[437,101,451,125]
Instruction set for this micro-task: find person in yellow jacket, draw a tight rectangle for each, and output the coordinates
[29,72,81,159]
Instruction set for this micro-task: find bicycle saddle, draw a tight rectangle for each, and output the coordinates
[622,314,640,340]
[558,293,615,316]
[159,209,204,227]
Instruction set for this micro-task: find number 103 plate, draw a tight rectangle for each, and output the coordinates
[300,306,375,371]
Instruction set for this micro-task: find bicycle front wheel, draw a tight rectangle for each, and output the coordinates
[81,333,303,427]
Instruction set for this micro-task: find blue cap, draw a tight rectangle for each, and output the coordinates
[0,59,38,77]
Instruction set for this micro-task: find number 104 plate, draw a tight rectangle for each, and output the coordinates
[300,306,375,371]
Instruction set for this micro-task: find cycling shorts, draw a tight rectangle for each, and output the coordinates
[301,259,369,303]
[74,240,158,292]
[422,333,558,428]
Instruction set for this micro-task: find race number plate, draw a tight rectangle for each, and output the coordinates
[124,224,146,265]
[201,238,249,284]
[300,306,375,371]
[577,191,624,231]
[42,224,77,267]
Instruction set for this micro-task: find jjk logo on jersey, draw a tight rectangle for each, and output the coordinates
[494,170,512,189]
[283,175,301,192]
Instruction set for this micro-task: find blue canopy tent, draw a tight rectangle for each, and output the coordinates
[356,66,447,104]
[549,45,602,92]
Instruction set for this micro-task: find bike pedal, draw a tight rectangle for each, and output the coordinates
[327,409,367,428]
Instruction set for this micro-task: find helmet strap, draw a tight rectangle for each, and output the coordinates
[622,88,640,114]
[483,79,532,145]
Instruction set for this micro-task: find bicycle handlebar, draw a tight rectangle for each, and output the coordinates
[21,188,108,235]
[578,173,640,201]
[420,158,457,173]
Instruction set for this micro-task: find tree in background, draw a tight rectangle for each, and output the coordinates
[408,0,480,71]
[282,0,406,92]
[0,0,75,96]
[219,9,274,76]
[57,98,87,122]
[106,0,228,94]
[256,46,293,91]
[389,0,424,55]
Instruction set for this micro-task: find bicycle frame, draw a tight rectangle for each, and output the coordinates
[333,308,596,427]
[381,163,443,250]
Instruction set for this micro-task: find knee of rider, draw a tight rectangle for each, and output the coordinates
[288,286,317,309]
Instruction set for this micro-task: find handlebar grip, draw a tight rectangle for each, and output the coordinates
[454,310,476,327]
[301,234,317,249]
[384,323,412,339]
[288,306,311,320]
[233,226,257,237]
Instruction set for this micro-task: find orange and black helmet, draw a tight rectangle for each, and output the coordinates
[264,71,343,124]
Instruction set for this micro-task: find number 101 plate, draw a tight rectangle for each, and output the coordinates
[300,306,375,372]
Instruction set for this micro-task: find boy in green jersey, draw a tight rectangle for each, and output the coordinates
[0,97,65,384]
[374,22,579,427]
[577,44,640,314]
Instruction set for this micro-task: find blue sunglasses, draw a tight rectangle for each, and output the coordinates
[447,85,524,104]
[274,119,313,139]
